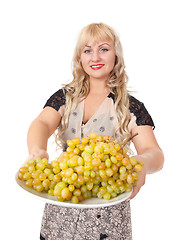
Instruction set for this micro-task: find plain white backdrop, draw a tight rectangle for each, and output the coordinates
[1,0,180,239]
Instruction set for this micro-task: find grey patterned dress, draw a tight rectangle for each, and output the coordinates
[40,89,154,240]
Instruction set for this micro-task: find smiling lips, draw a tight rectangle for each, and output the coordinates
[90,64,104,70]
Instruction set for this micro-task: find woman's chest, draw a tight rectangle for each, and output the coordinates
[83,95,110,124]
[62,98,120,142]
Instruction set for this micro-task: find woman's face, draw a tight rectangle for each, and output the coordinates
[80,39,116,82]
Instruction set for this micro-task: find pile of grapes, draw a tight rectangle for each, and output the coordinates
[18,133,143,204]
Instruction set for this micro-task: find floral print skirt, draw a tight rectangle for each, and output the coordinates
[40,201,132,240]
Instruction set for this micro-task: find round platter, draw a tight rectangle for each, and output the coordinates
[15,172,132,208]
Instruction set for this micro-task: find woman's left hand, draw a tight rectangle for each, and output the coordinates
[128,155,147,200]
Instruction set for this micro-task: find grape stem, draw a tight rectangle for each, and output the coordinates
[120,133,139,149]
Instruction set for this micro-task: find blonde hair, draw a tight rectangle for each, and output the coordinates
[56,22,131,148]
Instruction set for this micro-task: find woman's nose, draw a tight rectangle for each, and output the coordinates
[91,51,101,62]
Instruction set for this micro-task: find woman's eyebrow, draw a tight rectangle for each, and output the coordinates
[84,43,111,48]
[98,43,111,47]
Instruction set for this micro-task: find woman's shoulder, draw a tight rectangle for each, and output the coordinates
[128,95,155,128]
[128,95,144,112]
[43,88,66,111]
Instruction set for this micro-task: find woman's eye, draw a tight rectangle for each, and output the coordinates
[100,48,108,52]
[84,49,92,54]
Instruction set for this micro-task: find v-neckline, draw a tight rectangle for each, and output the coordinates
[81,92,111,126]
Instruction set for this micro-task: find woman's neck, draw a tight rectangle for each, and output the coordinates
[89,78,109,95]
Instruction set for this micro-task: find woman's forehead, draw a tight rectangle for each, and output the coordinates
[81,35,113,47]
[84,39,113,47]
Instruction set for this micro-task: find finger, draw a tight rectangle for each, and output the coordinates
[24,154,35,164]
[38,152,49,160]
[128,186,140,200]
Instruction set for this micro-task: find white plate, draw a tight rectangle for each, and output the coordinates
[15,172,132,208]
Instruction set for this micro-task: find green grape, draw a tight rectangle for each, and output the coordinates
[86,182,93,190]
[119,166,126,174]
[28,165,35,173]
[64,168,74,177]
[53,187,61,196]
[92,185,99,194]
[120,172,127,181]
[89,132,98,139]
[44,168,52,176]
[127,174,133,184]
[92,158,101,167]
[84,146,94,154]
[57,196,65,202]
[49,180,56,189]
[111,156,117,164]
[105,168,113,177]
[108,177,115,185]
[36,161,45,171]
[105,159,111,168]
[23,172,31,180]
[107,185,113,193]
[81,185,87,193]
[99,186,106,195]
[76,175,84,185]
[129,157,137,166]
[134,164,143,172]
[68,185,75,192]
[32,178,41,186]
[67,140,75,148]
[69,156,78,167]
[71,173,78,181]
[111,192,117,198]
[61,187,70,199]
[42,179,51,188]
[48,173,54,181]
[99,170,106,178]
[53,166,60,174]
[25,179,33,188]
[39,173,47,181]
[73,189,81,197]
[18,172,24,180]
[90,170,96,178]
[42,158,48,166]
[53,174,61,183]
[36,184,43,192]
[97,191,103,199]
[71,196,79,204]
[19,167,28,174]
[81,137,88,145]
[59,161,68,170]
[84,170,90,177]
[48,189,54,196]
[103,192,111,200]
[72,137,80,145]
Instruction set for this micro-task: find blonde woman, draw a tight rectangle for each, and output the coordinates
[27,23,164,240]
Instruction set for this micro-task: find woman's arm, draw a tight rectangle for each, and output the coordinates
[27,107,61,159]
[129,125,164,199]
[132,125,164,173]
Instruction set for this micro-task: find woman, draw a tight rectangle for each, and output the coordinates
[27,23,164,240]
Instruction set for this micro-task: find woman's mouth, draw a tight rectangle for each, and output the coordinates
[90,64,104,70]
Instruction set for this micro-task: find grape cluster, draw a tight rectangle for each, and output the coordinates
[18,133,143,204]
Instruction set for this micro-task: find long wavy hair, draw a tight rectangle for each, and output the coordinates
[56,22,131,148]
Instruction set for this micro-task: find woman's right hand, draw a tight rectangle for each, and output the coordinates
[26,149,49,163]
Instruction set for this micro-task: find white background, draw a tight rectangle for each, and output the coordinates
[1,0,180,239]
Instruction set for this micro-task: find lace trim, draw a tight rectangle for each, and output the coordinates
[129,95,155,129]
[43,89,66,111]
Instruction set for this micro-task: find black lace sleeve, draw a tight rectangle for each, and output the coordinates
[129,95,155,129]
[43,89,66,111]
